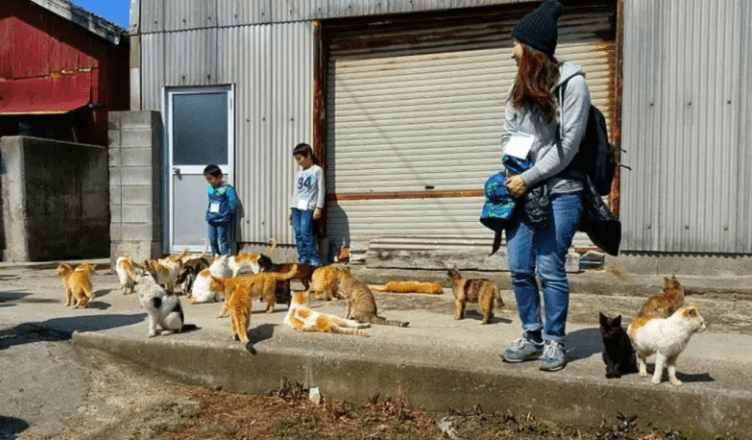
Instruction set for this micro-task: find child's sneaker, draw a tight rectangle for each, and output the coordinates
[539,340,567,372]
[501,333,544,363]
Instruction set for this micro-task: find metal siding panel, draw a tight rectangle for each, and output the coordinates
[164,29,217,86]
[141,32,164,111]
[326,5,615,246]
[622,0,751,254]
[216,23,313,246]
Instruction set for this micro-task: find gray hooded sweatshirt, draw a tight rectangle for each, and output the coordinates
[501,62,590,194]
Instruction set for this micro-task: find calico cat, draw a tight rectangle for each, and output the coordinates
[628,305,707,385]
[284,290,370,337]
[228,238,277,276]
[135,270,186,337]
[190,255,232,304]
[115,254,138,294]
[308,265,343,301]
[213,265,299,318]
[599,312,638,379]
[335,268,409,327]
[370,281,444,295]
[217,265,298,343]
[56,262,95,308]
[638,275,684,318]
[447,266,503,325]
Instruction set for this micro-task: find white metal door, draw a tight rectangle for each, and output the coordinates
[166,86,234,253]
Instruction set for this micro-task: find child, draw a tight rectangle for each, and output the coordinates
[204,164,238,256]
[290,143,324,267]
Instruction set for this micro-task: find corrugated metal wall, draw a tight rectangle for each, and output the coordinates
[324,4,616,249]
[621,0,752,254]
[139,2,313,244]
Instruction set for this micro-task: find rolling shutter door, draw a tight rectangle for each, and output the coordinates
[325,4,616,255]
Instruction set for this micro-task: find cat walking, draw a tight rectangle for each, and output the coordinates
[628,305,707,385]
[284,290,370,336]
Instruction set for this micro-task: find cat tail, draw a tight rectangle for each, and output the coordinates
[372,316,409,327]
[330,326,369,337]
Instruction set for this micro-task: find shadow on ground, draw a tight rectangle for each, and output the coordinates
[0,314,146,350]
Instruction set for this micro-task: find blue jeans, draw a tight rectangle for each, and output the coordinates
[506,192,582,343]
[207,221,230,256]
[291,208,322,266]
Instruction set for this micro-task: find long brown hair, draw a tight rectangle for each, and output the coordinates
[510,42,561,122]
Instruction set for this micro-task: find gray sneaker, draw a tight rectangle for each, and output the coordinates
[539,340,567,371]
[501,334,544,363]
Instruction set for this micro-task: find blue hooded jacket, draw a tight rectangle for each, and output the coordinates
[206,182,238,223]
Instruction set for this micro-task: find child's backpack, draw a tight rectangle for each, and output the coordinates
[560,78,618,196]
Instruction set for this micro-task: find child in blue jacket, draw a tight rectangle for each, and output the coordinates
[204,164,238,256]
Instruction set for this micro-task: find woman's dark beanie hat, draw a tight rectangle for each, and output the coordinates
[511,0,563,56]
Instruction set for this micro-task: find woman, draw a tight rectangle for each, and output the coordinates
[500,0,591,372]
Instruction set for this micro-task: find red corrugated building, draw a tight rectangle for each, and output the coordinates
[0,0,129,146]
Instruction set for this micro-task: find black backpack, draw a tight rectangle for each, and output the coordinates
[560,79,617,196]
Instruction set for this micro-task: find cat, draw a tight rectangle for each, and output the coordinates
[628,305,707,385]
[370,281,444,295]
[115,254,139,294]
[335,268,409,327]
[213,265,299,319]
[144,253,185,293]
[216,265,298,343]
[189,254,232,304]
[599,312,638,379]
[228,238,278,276]
[638,275,685,318]
[308,265,343,301]
[55,262,95,308]
[446,266,503,325]
[134,270,186,338]
[284,290,370,337]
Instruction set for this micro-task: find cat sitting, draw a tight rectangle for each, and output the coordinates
[599,312,638,379]
[189,255,232,304]
[284,290,370,337]
[628,305,707,385]
[335,268,409,327]
[56,262,95,308]
[134,270,186,338]
[638,275,684,318]
[447,266,503,325]
[115,254,139,294]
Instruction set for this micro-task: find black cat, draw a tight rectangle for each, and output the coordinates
[599,312,638,378]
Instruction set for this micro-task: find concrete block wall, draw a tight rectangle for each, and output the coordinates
[0,136,109,261]
[109,111,163,265]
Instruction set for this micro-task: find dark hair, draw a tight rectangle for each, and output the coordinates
[510,42,561,122]
[292,143,313,158]
[203,164,222,177]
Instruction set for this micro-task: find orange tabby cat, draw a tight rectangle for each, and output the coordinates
[335,268,409,327]
[638,275,685,318]
[216,265,298,343]
[213,265,299,318]
[284,290,370,337]
[370,281,444,295]
[309,265,343,301]
[56,262,95,308]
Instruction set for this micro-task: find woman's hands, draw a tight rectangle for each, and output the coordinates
[505,175,528,198]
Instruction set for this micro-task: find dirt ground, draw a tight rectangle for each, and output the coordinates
[4,341,735,440]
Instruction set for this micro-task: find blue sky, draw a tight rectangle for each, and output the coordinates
[69,0,130,28]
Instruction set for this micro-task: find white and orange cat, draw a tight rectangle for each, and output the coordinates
[228,238,277,276]
[628,305,707,385]
[284,290,370,337]
[115,254,138,294]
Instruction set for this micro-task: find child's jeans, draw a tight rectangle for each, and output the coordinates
[207,221,230,256]
[291,208,323,266]
[506,192,582,343]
